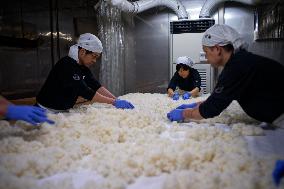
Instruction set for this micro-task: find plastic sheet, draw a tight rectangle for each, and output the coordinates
[97,1,125,96]
[96,1,136,96]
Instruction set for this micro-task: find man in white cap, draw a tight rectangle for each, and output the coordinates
[167,24,284,126]
[36,33,134,112]
[167,56,201,100]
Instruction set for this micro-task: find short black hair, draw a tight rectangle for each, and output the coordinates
[176,63,190,71]
[78,46,93,54]
[222,44,234,52]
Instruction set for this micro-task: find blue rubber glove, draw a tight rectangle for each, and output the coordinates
[167,109,184,122]
[176,103,197,110]
[182,92,191,100]
[172,92,179,101]
[273,160,284,186]
[113,99,134,109]
[6,105,54,126]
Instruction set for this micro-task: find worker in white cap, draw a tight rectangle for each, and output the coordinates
[167,56,201,100]
[167,24,284,126]
[36,33,134,112]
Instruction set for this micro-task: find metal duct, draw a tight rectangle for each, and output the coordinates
[97,1,126,96]
[199,0,259,18]
[105,0,188,19]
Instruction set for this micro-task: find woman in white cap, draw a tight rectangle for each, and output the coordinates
[36,33,134,112]
[167,56,201,100]
[167,24,284,126]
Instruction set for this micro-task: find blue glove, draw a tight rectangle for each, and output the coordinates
[172,92,179,101]
[176,103,197,110]
[6,105,54,126]
[114,99,134,109]
[182,92,191,100]
[273,160,284,186]
[167,109,184,122]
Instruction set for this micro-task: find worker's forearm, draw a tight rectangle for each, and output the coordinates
[190,87,200,97]
[97,87,116,99]
[182,107,204,120]
[0,104,8,118]
[0,96,11,117]
[167,89,175,97]
[91,92,116,105]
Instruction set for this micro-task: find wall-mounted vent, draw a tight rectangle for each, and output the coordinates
[170,19,215,34]
[192,64,214,94]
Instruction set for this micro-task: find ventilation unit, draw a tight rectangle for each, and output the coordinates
[192,63,214,94]
[170,18,215,94]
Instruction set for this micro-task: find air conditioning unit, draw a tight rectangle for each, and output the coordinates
[170,18,215,94]
[192,63,214,94]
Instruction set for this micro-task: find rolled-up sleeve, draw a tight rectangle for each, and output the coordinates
[199,90,232,118]
[85,76,101,92]
[199,63,247,119]
[77,81,96,100]
[78,69,101,100]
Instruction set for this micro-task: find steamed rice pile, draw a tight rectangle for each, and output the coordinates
[0,93,280,189]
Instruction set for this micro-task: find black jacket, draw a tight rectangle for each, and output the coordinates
[36,56,101,110]
[168,67,201,92]
[199,50,284,123]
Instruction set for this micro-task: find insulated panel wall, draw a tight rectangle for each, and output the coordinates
[0,0,100,99]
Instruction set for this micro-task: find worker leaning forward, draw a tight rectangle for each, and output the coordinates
[36,33,134,112]
[167,24,284,126]
[167,56,201,101]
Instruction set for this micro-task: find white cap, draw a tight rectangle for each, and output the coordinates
[202,24,248,53]
[176,56,194,67]
[77,33,103,53]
